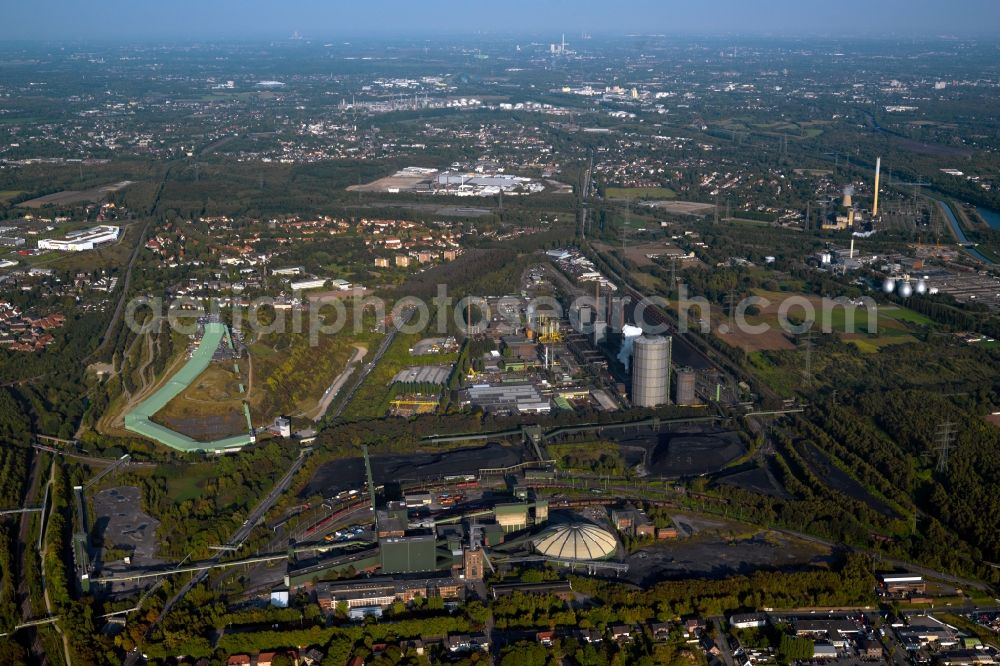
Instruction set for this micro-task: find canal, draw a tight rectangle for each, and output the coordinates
[935,199,995,264]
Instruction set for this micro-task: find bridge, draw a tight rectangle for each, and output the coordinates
[83,454,131,489]
[0,506,42,517]
[743,408,804,418]
[421,415,726,448]
[478,460,556,479]
[89,552,290,584]
[0,615,60,637]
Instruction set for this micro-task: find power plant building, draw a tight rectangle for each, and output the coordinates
[631,335,672,407]
[608,296,629,331]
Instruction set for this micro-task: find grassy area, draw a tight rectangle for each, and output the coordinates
[154,359,247,421]
[747,351,800,398]
[606,186,676,200]
[845,336,918,354]
[165,466,210,503]
[249,305,382,419]
[748,289,928,338]
[0,190,24,202]
[973,245,1000,264]
[632,271,664,291]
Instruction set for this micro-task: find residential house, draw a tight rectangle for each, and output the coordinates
[610,625,632,641]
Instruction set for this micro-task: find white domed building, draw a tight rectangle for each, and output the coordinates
[533,523,618,561]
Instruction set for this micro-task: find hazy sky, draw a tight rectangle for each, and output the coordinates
[7,0,1000,41]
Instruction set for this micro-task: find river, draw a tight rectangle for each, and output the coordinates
[976,206,1000,231]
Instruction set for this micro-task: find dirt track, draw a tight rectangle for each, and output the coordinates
[307,344,368,421]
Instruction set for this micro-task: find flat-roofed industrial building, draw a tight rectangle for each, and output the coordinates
[379,533,438,574]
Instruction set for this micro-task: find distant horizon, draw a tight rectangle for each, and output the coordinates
[5,0,1000,42]
[3,31,1000,47]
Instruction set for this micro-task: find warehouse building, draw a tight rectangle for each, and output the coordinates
[289,277,329,291]
[392,365,452,385]
[729,613,768,629]
[878,573,926,595]
[38,225,120,252]
[462,383,551,414]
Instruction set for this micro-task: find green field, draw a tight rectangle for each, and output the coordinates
[0,190,25,202]
[165,465,213,503]
[749,289,929,337]
[879,306,932,325]
[606,186,676,200]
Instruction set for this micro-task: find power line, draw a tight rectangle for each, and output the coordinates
[934,421,956,474]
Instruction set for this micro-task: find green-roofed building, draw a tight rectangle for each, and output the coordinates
[379,533,438,574]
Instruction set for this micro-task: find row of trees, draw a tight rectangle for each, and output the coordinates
[572,552,874,618]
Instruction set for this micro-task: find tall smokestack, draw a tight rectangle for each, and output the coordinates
[873,157,881,217]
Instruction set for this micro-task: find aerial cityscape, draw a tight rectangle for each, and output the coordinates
[1,2,1000,666]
